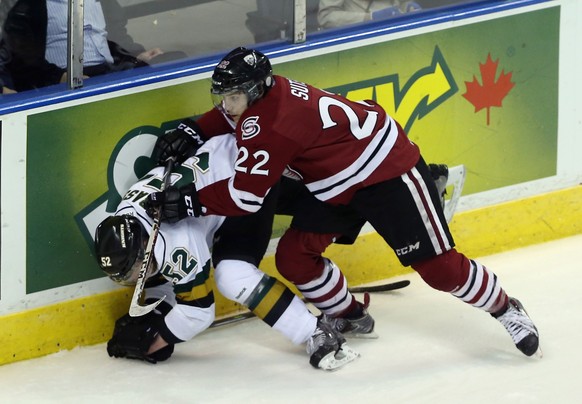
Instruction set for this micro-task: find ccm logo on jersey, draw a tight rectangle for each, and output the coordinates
[241,116,261,140]
[396,241,420,256]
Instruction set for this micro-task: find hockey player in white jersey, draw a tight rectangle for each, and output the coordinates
[94,134,359,370]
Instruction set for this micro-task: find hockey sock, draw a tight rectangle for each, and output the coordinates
[451,259,508,314]
[296,258,355,317]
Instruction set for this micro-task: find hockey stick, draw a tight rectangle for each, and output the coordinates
[348,279,410,293]
[129,158,174,317]
[210,279,411,328]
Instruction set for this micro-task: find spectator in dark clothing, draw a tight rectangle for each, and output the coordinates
[0,0,182,93]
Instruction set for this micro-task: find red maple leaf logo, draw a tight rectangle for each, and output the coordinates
[462,54,515,125]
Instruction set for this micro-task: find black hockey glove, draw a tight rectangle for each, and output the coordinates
[152,119,206,165]
[145,183,202,223]
[107,312,174,364]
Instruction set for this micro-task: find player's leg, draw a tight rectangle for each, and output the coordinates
[213,259,357,369]
[212,182,312,342]
[212,184,357,369]
[350,157,540,356]
[275,180,376,338]
[214,259,314,343]
[276,231,376,338]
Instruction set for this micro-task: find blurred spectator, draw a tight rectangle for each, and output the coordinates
[100,0,167,61]
[0,0,19,32]
[0,0,18,93]
[318,0,422,29]
[0,0,183,93]
[246,0,320,43]
[1,41,16,94]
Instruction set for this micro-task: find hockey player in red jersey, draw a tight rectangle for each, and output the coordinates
[149,47,540,357]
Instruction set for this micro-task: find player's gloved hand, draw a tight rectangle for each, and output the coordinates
[107,312,174,364]
[152,119,206,165]
[145,183,202,223]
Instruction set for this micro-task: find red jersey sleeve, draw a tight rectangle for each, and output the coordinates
[196,108,235,138]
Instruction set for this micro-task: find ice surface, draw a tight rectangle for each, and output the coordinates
[1,235,581,404]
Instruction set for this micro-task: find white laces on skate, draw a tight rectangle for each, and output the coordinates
[498,305,538,344]
[496,298,542,357]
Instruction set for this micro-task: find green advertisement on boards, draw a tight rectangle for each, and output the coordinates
[26,7,559,293]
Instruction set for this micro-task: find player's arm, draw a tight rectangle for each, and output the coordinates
[151,107,235,167]
[154,271,216,346]
[197,134,301,216]
[106,279,176,364]
[107,262,215,363]
[147,133,301,220]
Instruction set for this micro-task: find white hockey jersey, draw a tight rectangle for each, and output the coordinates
[114,134,238,341]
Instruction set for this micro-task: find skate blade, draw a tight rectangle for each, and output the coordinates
[343,330,379,339]
[443,164,466,223]
[533,345,543,359]
[318,344,360,371]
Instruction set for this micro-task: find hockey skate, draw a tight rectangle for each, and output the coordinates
[494,297,542,357]
[307,320,360,371]
[428,163,449,210]
[428,163,466,224]
[320,294,378,339]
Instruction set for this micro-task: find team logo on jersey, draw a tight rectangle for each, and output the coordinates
[241,116,261,140]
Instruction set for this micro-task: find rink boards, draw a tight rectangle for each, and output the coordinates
[1,0,580,365]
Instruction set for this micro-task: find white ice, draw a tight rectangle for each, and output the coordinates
[1,235,581,404]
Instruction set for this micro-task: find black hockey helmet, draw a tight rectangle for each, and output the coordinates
[94,215,148,285]
[211,47,273,105]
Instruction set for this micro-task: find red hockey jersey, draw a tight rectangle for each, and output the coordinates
[196,75,420,216]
